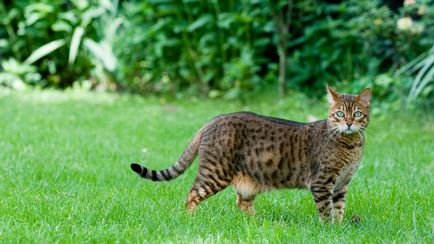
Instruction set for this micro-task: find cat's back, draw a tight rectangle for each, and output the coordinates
[203,111,316,145]
[211,111,308,129]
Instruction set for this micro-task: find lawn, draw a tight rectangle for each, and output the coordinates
[0,90,433,243]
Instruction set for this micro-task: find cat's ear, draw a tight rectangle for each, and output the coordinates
[326,85,341,104]
[356,88,372,107]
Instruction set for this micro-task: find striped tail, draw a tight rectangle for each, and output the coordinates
[130,127,203,181]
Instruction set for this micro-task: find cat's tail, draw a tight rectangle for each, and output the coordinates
[130,125,206,182]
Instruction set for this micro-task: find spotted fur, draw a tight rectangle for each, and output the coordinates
[131,86,371,222]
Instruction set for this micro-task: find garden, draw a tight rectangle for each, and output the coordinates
[0,0,433,242]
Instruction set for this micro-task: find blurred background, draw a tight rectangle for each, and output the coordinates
[0,0,433,108]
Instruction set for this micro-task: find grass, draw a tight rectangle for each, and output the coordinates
[0,89,433,243]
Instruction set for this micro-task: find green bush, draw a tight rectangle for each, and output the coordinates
[114,0,273,97]
[0,0,120,88]
[1,0,433,103]
[286,1,433,95]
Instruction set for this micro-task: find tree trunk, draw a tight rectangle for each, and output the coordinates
[269,0,293,97]
[278,47,287,97]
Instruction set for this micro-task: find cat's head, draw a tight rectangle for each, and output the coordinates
[326,85,371,134]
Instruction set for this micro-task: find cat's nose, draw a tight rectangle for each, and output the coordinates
[346,122,352,128]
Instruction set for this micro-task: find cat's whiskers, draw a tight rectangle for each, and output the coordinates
[358,126,371,139]
[358,125,370,133]
[360,125,373,134]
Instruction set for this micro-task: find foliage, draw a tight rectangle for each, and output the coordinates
[397,45,434,103]
[0,0,121,88]
[113,0,434,100]
[1,0,433,103]
[0,58,40,89]
[285,0,433,97]
[114,0,273,97]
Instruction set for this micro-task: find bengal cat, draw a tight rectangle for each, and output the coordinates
[131,86,371,223]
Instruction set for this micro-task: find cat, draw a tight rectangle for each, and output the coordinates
[131,85,371,223]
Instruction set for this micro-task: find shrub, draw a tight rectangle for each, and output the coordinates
[0,0,121,88]
[1,0,433,104]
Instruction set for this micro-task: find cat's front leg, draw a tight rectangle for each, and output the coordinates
[332,168,356,223]
[310,175,337,222]
[332,185,348,223]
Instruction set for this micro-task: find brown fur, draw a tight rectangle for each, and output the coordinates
[131,86,372,223]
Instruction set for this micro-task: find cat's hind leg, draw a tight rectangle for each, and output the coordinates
[185,162,232,212]
[233,175,260,214]
[236,192,256,214]
[185,179,230,212]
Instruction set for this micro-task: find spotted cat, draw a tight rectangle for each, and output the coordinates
[131,86,371,222]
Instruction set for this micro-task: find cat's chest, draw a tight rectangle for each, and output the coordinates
[335,163,359,189]
[334,138,364,164]
[332,144,363,187]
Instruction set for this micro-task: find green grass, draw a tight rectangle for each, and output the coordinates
[0,90,433,243]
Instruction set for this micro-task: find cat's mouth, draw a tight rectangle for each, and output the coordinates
[343,129,357,134]
[339,125,359,134]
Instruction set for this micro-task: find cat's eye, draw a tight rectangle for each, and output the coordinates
[336,111,345,117]
[353,111,362,117]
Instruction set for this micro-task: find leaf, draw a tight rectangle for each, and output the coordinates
[2,58,35,75]
[83,38,117,71]
[396,47,432,76]
[187,14,212,32]
[72,0,89,10]
[104,17,123,43]
[52,20,73,32]
[68,26,85,65]
[81,6,106,27]
[409,52,434,99]
[217,13,236,29]
[24,3,54,26]
[411,63,434,100]
[25,39,65,64]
